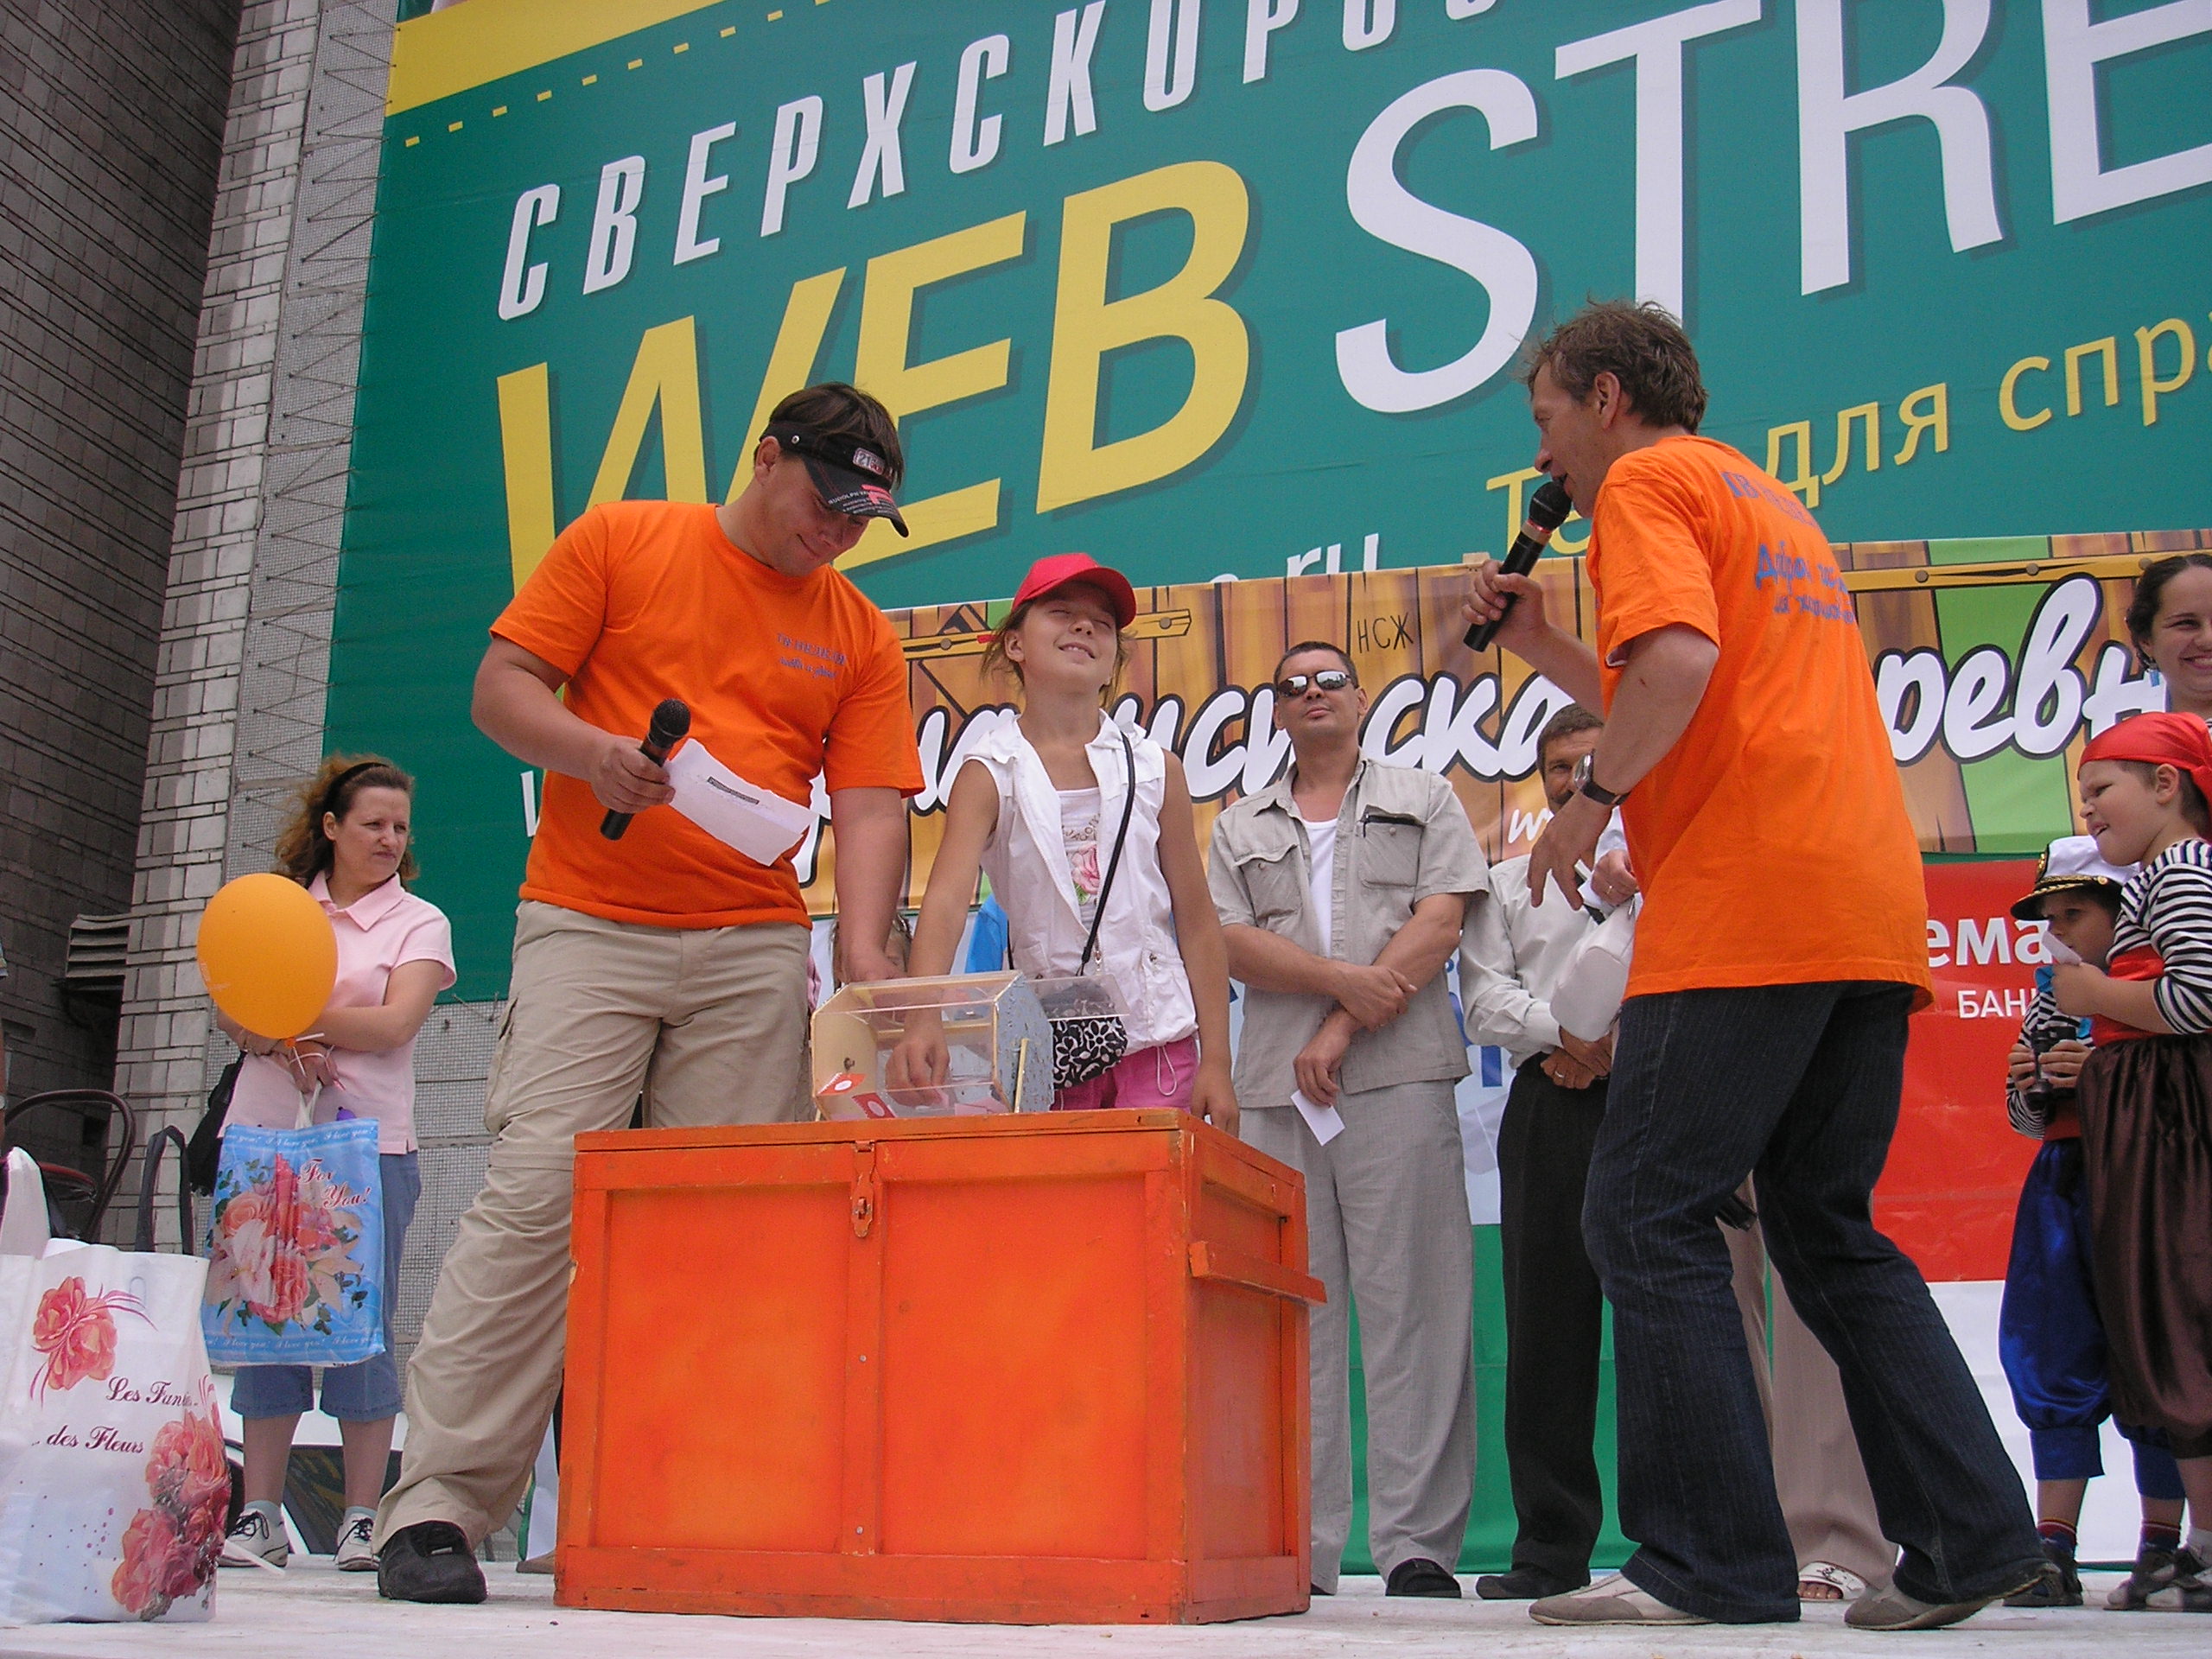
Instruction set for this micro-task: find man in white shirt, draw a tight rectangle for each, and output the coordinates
[1460,705,1615,1600]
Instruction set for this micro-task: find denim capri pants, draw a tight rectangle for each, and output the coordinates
[231,1151,420,1421]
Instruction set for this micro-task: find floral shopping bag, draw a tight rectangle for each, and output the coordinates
[0,1150,226,1624]
[200,1117,385,1366]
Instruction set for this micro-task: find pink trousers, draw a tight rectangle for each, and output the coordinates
[1052,1037,1199,1112]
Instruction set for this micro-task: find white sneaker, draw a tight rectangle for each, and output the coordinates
[219,1506,289,1570]
[334,1510,378,1572]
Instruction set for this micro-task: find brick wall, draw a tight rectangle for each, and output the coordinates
[114,0,403,1245]
[0,0,239,1114]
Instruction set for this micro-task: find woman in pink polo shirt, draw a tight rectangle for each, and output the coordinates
[213,756,454,1572]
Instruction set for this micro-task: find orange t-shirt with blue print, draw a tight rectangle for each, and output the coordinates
[493,501,922,931]
[1588,436,1930,1004]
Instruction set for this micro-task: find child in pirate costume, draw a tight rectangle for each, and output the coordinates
[2053,712,2212,1612]
[1999,840,2185,1610]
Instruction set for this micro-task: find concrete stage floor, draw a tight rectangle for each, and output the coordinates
[6,1564,2209,1658]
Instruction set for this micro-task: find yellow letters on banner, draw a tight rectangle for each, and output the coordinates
[497,362,556,590]
[730,269,848,501]
[1486,468,1540,547]
[2000,357,2052,430]
[588,316,708,509]
[1482,467,1587,553]
[1738,381,1953,511]
[1766,422,1820,509]
[2136,318,2196,426]
[1894,384,1948,463]
[1822,402,1881,484]
[2063,336,2119,417]
[842,213,1027,570]
[1036,161,1250,514]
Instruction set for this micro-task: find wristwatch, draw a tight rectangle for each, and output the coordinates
[1570,753,1629,808]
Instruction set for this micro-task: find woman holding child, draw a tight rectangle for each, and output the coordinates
[2002,554,2212,1611]
[2045,711,2212,1609]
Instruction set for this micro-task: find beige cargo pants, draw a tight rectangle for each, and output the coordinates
[375,901,811,1548]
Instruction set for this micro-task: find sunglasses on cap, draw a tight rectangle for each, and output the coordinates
[1276,669,1357,697]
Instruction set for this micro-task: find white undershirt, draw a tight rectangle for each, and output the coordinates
[1302,812,1338,957]
[1058,786,1103,931]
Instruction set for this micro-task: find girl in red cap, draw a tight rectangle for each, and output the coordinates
[2051,710,2212,1604]
[898,556,1236,1128]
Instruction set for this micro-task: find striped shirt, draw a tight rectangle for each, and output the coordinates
[2110,837,2212,1035]
[2007,980,2087,1138]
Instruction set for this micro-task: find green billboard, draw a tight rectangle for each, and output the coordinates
[333,0,2212,995]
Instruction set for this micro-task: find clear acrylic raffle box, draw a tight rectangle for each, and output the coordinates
[811,971,1054,1119]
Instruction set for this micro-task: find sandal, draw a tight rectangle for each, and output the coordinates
[1798,1561,1867,1601]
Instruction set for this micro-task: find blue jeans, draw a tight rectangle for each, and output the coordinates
[232,1151,419,1421]
[1586,982,2042,1623]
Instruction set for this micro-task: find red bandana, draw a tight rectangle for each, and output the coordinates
[2080,712,2212,803]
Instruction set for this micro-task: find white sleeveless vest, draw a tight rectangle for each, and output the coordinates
[964,714,1197,1052]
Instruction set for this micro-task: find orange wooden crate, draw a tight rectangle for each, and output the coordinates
[559,1109,1319,1624]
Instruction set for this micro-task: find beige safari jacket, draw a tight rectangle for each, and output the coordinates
[1208,757,1489,1109]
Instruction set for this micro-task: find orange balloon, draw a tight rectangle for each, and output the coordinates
[196,874,338,1041]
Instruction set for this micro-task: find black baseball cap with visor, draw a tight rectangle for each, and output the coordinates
[765,423,908,537]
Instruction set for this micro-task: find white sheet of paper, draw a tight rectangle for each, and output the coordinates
[664,741,815,865]
[1291,1088,1345,1146]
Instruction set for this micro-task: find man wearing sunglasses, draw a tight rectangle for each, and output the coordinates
[1208,642,1489,1600]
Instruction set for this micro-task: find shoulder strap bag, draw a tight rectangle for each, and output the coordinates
[1050,727,1138,1093]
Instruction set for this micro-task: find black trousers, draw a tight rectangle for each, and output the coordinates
[1496,1062,1610,1586]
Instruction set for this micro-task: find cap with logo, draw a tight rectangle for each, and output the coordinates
[1000,552,1138,631]
[766,423,907,537]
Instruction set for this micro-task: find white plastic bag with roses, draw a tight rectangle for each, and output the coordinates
[0,1150,224,1624]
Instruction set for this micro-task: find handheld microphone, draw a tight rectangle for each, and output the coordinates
[1463,478,1575,651]
[600,698,691,841]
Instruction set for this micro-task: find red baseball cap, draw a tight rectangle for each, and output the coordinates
[1004,553,1137,628]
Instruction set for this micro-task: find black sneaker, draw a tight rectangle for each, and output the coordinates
[377,1521,486,1605]
[2004,1537,2082,1607]
[1475,1567,1587,1600]
[1385,1557,1462,1598]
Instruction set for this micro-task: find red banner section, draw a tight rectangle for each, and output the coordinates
[1875,860,2044,1282]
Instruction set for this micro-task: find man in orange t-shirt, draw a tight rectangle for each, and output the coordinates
[1465,305,2040,1632]
[375,383,923,1604]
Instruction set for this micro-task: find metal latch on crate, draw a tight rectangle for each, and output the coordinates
[851,1146,879,1238]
